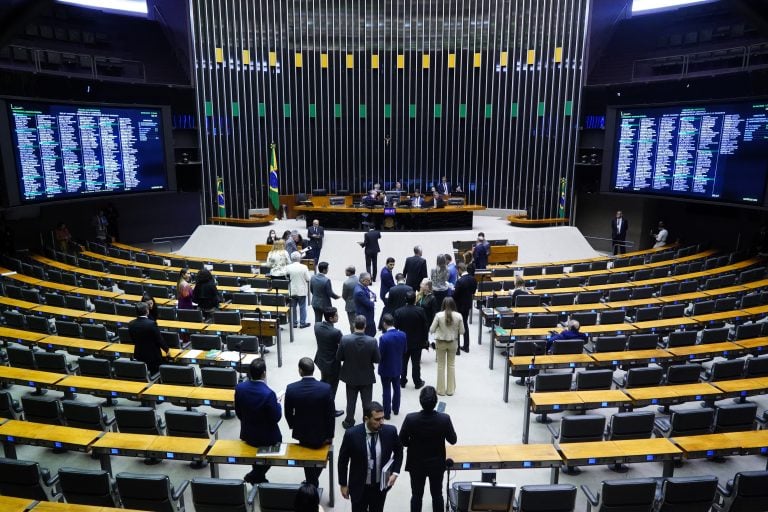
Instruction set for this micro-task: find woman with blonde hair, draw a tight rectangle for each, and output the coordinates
[429,297,464,396]
[267,239,291,277]
[430,254,451,305]
[416,278,438,327]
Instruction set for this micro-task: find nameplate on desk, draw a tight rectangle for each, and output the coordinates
[6,436,14,443]
[157,396,165,402]
[462,462,471,469]
[588,458,596,465]
[601,402,608,407]
[523,461,532,468]
[645,455,654,461]
[54,442,62,448]
[69,387,77,392]
[27,381,36,388]
[204,400,211,405]
[111,448,119,454]
[167,452,175,459]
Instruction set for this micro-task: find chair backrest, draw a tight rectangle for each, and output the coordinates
[65,295,88,310]
[745,355,768,378]
[627,333,659,350]
[212,310,242,325]
[478,281,502,292]
[632,269,652,281]
[26,314,52,334]
[113,359,151,382]
[232,293,259,305]
[260,294,288,307]
[550,339,585,355]
[624,367,664,388]
[634,307,660,322]
[62,400,109,430]
[692,300,715,316]
[574,369,614,391]
[740,293,762,309]
[599,310,626,325]
[160,330,181,349]
[0,390,21,420]
[21,395,63,425]
[0,457,56,501]
[512,340,546,357]
[523,266,543,276]
[8,345,36,369]
[550,294,575,306]
[577,291,602,304]
[714,296,737,312]
[499,315,528,330]
[606,411,655,441]
[78,356,112,377]
[668,408,715,437]
[191,333,223,350]
[226,335,260,353]
[586,274,608,286]
[156,306,177,321]
[591,260,608,271]
[45,293,68,307]
[515,294,542,307]
[594,336,627,353]
[665,364,702,385]
[661,304,686,319]
[558,277,581,288]
[145,284,171,299]
[177,308,205,323]
[657,475,718,512]
[558,415,606,443]
[20,288,41,303]
[165,410,210,439]
[116,472,179,512]
[116,302,140,317]
[55,320,81,338]
[713,403,758,433]
[735,323,762,341]
[597,478,657,512]
[121,282,144,296]
[529,314,559,328]
[659,283,680,296]
[534,373,572,392]
[533,279,557,290]
[666,330,697,348]
[115,406,164,435]
[58,466,118,506]
[201,367,238,388]
[35,352,71,373]
[571,263,591,272]
[191,478,250,512]
[125,267,144,278]
[612,258,629,269]
[725,470,768,512]
[82,323,109,342]
[159,364,198,386]
[606,288,630,301]
[701,327,730,344]
[517,484,577,512]
[630,287,654,300]
[709,360,745,381]
[570,312,597,326]
[257,482,303,512]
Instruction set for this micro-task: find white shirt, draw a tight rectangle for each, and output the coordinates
[285,261,310,296]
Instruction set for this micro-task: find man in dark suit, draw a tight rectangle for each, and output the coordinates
[307,218,324,267]
[338,401,403,512]
[377,314,407,419]
[337,315,381,429]
[284,357,336,487]
[128,302,169,375]
[342,265,358,332]
[385,273,412,314]
[379,257,396,303]
[360,227,381,282]
[611,210,629,255]
[354,272,377,337]
[452,262,477,353]
[310,261,340,323]
[314,307,344,417]
[234,359,282,484]
[399,386,457,512]
[402,245,428,291]
[394,290,428,389]
[436,176,451,196]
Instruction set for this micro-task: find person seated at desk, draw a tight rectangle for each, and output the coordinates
[547,319,588,353]
[410,190,425,208]
[509,276,530,304]
[362,190,385,207]
[423,191,445,209]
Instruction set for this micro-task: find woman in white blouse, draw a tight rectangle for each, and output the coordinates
[429,297,465,396]
[266,239,290,277]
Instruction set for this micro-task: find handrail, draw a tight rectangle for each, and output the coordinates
[151,235,191,253]
[632,43,767,81]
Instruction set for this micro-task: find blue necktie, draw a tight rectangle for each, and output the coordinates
[369,432,378,484]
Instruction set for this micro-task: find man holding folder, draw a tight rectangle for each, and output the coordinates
[338,401,403,512]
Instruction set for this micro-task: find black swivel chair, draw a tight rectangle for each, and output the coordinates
[58,467,119,506]
[581,478,657,512]
[574,370,614,391]
[0,390,22,420]
[621,367,664,389]
[533,373,573,423]
[257,483,312,512]
[591,336,626,353]
[116,472,190,512]
[655,475,718,512]
[54,320,81,338]
[604,411,655,472]
[212,310,242,325]
[191,477,258,512]
[113,359,156,382]
[190,334,223,351]
[712,402,758,433]
[654,408,715,438]
[0,457,61,501]
[516,484,577,512]
[201,367,239,419]
[665,331,697,348]
[165,410,223,468]
[62,400,115,431]
[21,395,64,425]
[160,364,201,386]
[114,407,166,436]
[548,415,606,474]
[713,470,768,512]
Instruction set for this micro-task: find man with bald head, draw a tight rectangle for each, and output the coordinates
[403,245,428,291]
[546,319,588,353]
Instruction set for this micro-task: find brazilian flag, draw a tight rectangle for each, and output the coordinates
[216,176,226,217]
[268,143,279,211]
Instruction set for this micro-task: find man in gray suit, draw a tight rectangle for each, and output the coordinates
[310,261,340,323]
[337,315,381,429]
[341,265,358,332]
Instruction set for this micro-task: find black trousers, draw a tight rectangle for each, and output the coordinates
[313,306,324,323]
[613,237,626,255]
[345,383,373,424]
[401,348,423,386]
[409,468,445,512]
[365,253,378,281]
[457,308,471,350]
[352,483,387,512]
[304,466,323,487]
[320,369,340,398]
[248,464,270,483]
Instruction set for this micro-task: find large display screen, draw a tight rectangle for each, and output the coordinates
[603,99,768,206]
[3,99,170,203]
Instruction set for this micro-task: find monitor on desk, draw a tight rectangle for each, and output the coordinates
[329,196,345,206]
[469,483,516,512]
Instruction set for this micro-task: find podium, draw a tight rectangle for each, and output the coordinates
[242,318,282,367]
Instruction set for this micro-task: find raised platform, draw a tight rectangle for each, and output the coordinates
[294,204,486,231]
[507,215,570,227]
[209,215,273,227]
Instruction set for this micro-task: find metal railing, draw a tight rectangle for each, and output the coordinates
[631,42,768,81]
[151,235,191,253]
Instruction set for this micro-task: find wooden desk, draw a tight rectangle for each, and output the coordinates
[0,326,47,343]
[207,439,334,505]
[0,366,66,388]
[54,375,149,401]
[141,383,195,406]
[32,502,148,512]
[509,353,594,371]
[445,445,502,469]
[0,296,41,310]
[546,303,609,313]
[157,319,209,333]
[672,433,743,460]
[558,438,681,476]
[713,376,768,399]
[83,312,134,326]
[692,310,749,325]
[666,342,745,361]
[577,390,633,410]
[205,323,242,334]
[624,383,722,408]
[92,432,210,474]
[37,335,111,355]
[187,386,235,407]
[294,204,485,231]
[734,336,768,354]
[590,349,672,367]
[94,344,184,360]
[446,444,562,482]
[32,305,89,318]
[0,420,101,458]
[530,392,583,413]
[631,317,699,332]
[0,496,33,512]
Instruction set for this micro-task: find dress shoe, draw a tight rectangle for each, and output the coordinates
[342,420,355,429]
[455,349,461,356]
[461,347,469,353]
[335,410,344,417]
[393,410,399,415]
[414,380,425,389]
[430,342,436,350]
[384,414,391,420]
[299,323,311,328]
[400,380,407,389]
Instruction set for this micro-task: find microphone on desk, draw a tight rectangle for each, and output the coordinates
[445,458,454,469]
